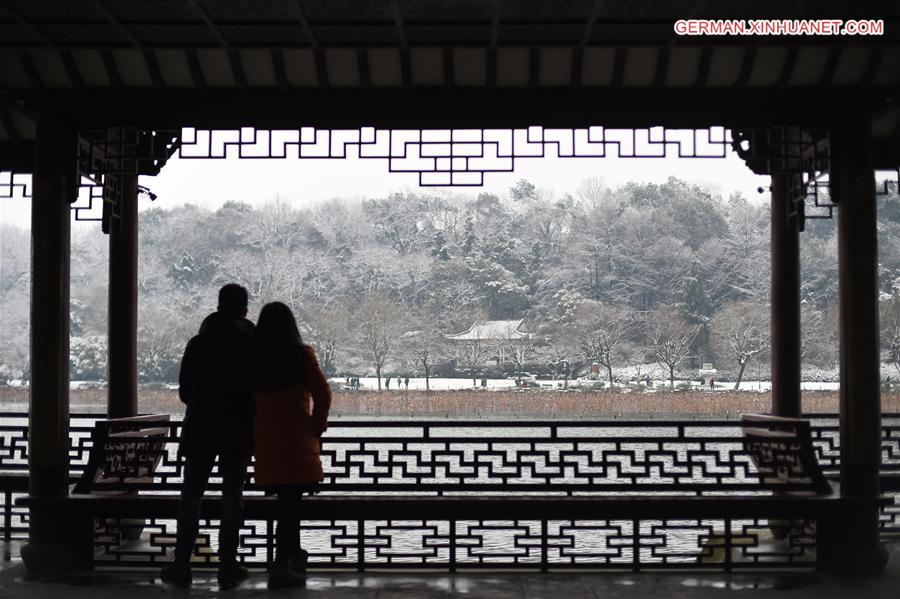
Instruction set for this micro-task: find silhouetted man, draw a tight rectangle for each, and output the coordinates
[161,284,255,588]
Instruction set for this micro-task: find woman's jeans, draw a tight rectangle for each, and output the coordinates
[274,487,303,562]
[174,456,250,562]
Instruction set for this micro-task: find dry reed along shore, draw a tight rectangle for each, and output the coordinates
[2,387,898,419]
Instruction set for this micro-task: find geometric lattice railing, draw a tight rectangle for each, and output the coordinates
[1,413,898,570]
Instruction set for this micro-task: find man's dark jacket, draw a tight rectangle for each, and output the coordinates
[178,312,255,458]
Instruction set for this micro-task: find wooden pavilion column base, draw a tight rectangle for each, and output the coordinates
[21,112,77,575]
[825,113,889,576]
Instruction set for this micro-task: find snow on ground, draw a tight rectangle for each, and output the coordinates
[330,377,519,391]
[732,381,841,392]
[328,377,843,392]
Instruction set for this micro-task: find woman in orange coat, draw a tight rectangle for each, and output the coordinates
[252,302,331,588]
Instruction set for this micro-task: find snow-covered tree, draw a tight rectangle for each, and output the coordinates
[710,301,769,389]
[538,321,579,387]
[299,302,348,377]
[4,176,899,389]
[453,336,493,387]
[576,301,634,384]
[502,328,536,383]
[403,310,446,391]
[646,308,700,388]
[883,296,900,377]
[137,305,188,383]
[352,297,407,390]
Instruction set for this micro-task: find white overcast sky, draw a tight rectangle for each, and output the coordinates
[0,145,771,231]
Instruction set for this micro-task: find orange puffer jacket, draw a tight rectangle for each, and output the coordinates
[253,345,332,487]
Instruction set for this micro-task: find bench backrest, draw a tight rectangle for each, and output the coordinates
[72,414,171,494]
[741,413,833,495]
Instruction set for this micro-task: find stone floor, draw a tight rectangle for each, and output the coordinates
[2,542,899,598]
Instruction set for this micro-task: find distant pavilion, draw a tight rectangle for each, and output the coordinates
[445,320,531,364]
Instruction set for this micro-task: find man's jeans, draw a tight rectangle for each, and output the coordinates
[174,456,250,562]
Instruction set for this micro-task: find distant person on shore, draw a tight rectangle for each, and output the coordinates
[385,376,391,390]
[397,376,402,389]
[161,284,255,588]
[252,302,332,589]
[709,377,715,390]
[404,377,410,390]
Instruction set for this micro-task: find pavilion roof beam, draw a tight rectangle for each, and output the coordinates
[736,46,756,88]
[570,48,583,92]
[93,0,164,91]
[185,48,207,92]
[92,0,141,47]
[185,0,246,89]
[184,0,227,50]
[101,49,124,92]
[1,2,55,47]
[272,48,288,91]
[17,50,44,91]
[776,46,799,88]
[143,51,165,92]
[572,0,604,91]
[289,0,328,90]
[652,0,704,91]
[862,47,886,86]
[818,46,840,87]
[611,46,625,91]
[42,87,873,131]
[487,0,500,90]
[653,46,670,90]
[390,2,411,90]
[357,48,370,92]
[579,0,605,47]
[443,47,454,90]
[60,50,86,91]
[695,46,712,88]
[528,47,538,93]
[0,105,20,144]
[2,3,88,91]
[489,1,501,47]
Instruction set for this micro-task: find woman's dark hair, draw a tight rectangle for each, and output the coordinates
[252,302,307,389]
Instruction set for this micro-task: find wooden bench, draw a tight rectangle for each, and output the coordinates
[12,415,170,562]
[741,413,836,496]
[73,414,171,495]
[741,413,895,569]
[15,412,869,572]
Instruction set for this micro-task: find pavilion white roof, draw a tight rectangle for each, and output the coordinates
[445,319,529,341]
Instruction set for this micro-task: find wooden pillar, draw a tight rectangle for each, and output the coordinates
[107,174,139,418]
[770,168,801,417]
[827,115,889,574]
[20,112,77,574]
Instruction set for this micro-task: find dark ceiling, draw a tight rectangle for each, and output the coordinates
[1,0,899,169]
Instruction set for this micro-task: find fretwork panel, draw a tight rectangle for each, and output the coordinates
[93,518,364,569]
[317,438,764,491]
[2,414,899,545]
[364,520,452,565]
[90,516,816,570]
[547,520,634,566]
